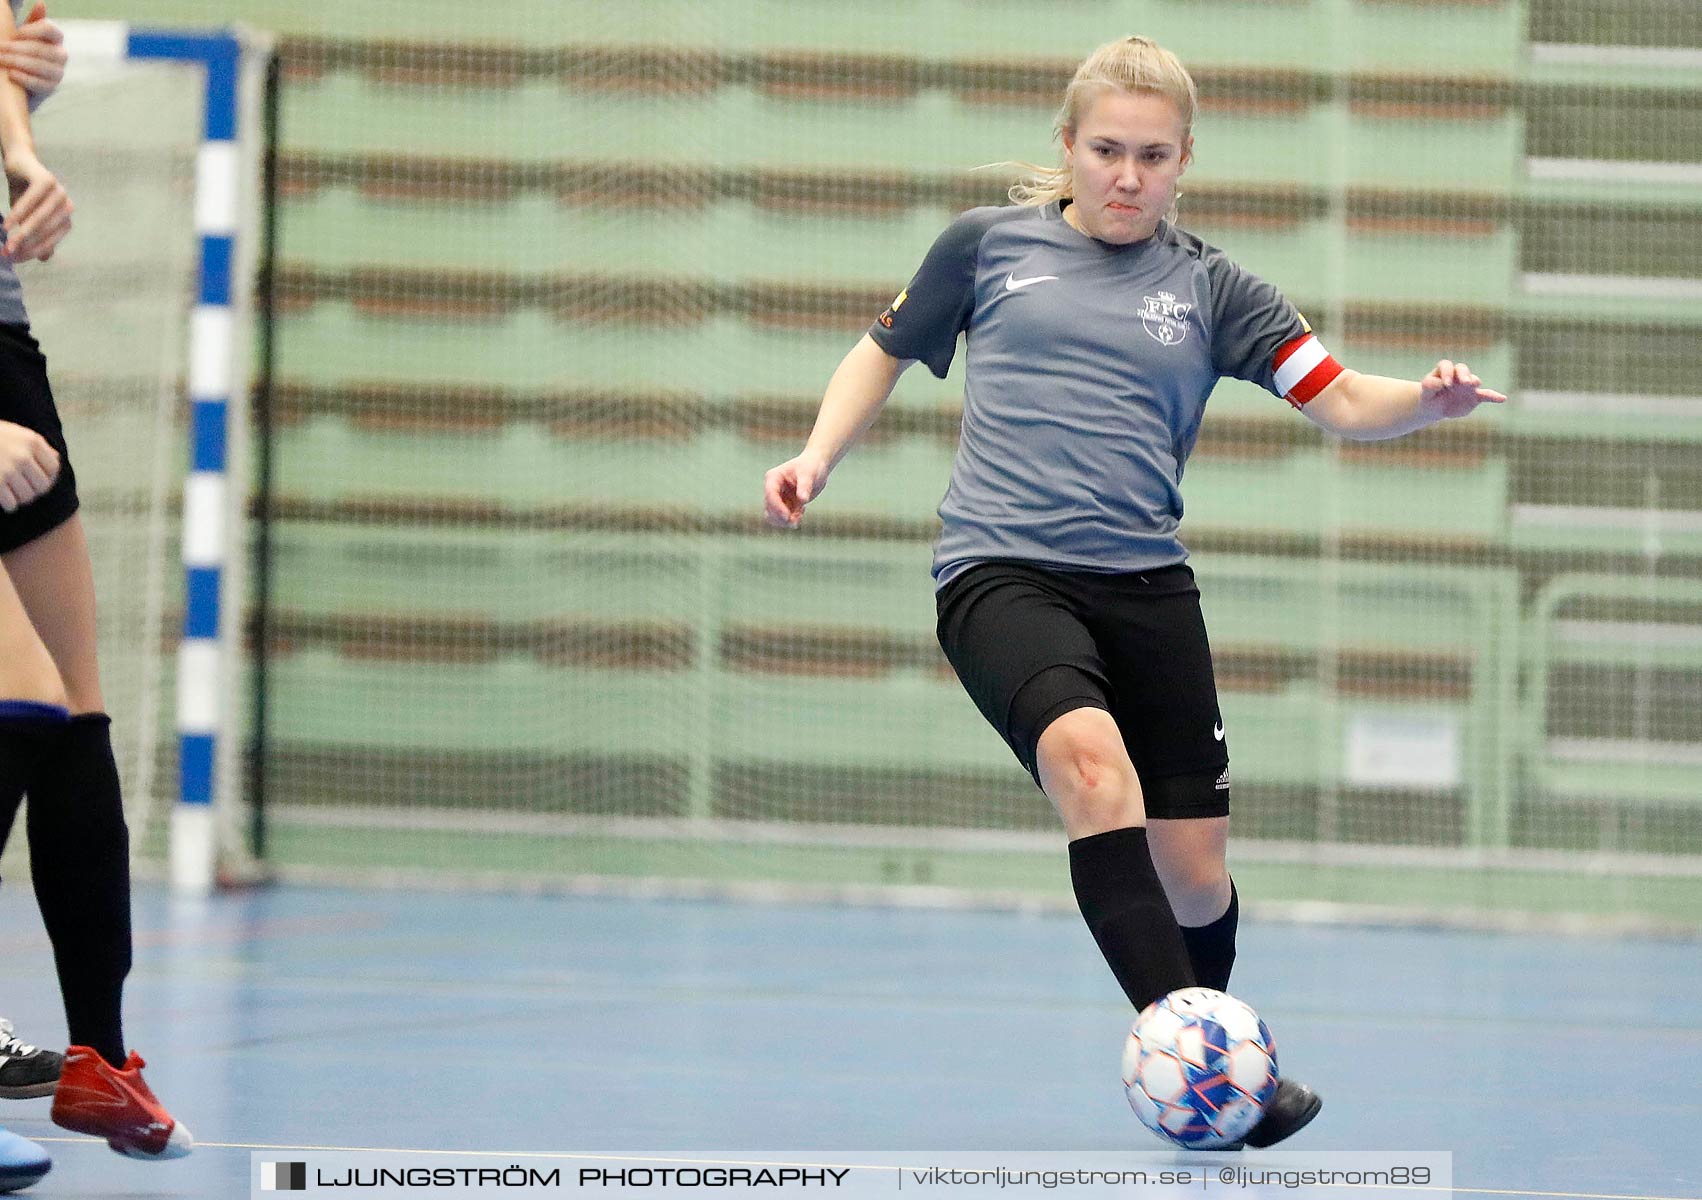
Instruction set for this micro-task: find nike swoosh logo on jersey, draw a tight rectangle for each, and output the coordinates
[1005,273,1059,291]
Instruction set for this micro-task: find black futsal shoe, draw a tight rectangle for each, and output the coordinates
[0,1020,62,1100]
[1233,1079,1322,1149]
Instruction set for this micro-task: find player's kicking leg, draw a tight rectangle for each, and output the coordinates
[1044,716,1321,1148]
[1149,817,1321,1148]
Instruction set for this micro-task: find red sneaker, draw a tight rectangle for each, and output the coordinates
[50,1047,192,1160]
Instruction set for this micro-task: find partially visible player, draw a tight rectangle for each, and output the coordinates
[763,35,1504,1147]
[0,0,191,1162]
[0,555,71,1186]
[0,6,64,1182]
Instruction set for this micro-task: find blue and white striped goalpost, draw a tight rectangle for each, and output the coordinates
[62,22,269,895]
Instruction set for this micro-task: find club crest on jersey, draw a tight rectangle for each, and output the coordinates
[1140,291,1192,346]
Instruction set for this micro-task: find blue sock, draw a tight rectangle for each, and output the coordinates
[0,701,72,724]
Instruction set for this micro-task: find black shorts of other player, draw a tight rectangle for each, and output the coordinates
[0,322,78,552]
[936,560,1229,818]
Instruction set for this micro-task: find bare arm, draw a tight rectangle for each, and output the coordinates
[1300,359,1507,441]
[1,3,68,113]
[0,5,35,157]
[0,4,70,262]
[803,334,911,470]
[0,7,64,510]
[763,334,912,528]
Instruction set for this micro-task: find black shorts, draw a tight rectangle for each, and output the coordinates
[0,322,78,553]
[935,559,1230,819]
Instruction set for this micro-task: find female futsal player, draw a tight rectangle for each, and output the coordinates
[0,8,68,1190]
[0,2,71,1112]
[0,0,191,1165]
[763,35,1503,1147]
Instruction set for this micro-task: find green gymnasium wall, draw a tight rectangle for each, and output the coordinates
[46,0,1702,927]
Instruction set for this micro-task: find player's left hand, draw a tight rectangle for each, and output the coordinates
[2,149,72,262]
[0,3,67,107]
[1422,359,1507,419]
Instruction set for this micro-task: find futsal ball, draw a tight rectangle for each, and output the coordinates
[1121,987,1278,1148]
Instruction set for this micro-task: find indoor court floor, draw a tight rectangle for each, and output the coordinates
[0,882,1695,1198]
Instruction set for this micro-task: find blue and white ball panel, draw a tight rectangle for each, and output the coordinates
[1227,1037,1277,1095]
[1123,988,1279,1149]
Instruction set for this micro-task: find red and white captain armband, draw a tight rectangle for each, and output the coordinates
[1273,334,1344,409]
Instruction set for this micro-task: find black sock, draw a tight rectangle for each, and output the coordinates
[26,713,131,1067]
[0,701,70,860]
[1069,826,1196,1010]
[1180,878,1239,992]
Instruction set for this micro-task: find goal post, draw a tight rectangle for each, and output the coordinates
[43,21,274,895]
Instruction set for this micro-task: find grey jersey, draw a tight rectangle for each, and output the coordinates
[0,0,29,325]
[868,202,1309,587]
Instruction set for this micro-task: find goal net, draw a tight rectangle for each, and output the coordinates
[0,21,268,888]
[64,1,1702,930]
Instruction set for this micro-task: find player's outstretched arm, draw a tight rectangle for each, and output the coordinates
[763,334,912,528]
[1300,359,1507,441]
[0,2,70,262]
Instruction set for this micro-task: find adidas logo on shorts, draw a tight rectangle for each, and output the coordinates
[1215,767,1230,790]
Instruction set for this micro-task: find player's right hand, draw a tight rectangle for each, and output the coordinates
[1,3,68,106]
[2,149,72,262]
[764,451,830,529]
[0,419,58,511]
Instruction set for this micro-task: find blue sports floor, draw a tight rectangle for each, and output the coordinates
[0,883,1697,1198]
